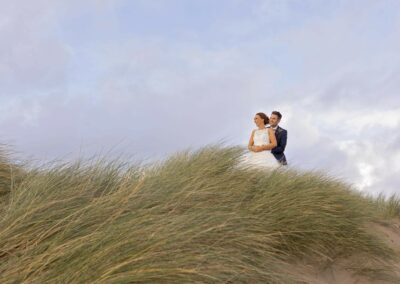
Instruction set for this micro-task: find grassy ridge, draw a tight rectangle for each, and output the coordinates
[0,145,399,283]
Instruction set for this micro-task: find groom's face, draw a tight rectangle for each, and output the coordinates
[269,114,280,127]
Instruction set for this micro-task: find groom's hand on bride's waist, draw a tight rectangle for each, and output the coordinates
[256,145,275,151]
[248,145,260,152]
[252,146,264,152]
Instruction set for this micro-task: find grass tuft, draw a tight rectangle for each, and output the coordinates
[0,145,399,283]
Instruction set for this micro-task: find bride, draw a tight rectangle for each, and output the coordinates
[239,112,280,170]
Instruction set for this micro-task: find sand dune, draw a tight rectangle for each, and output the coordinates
[307,218,400,284]
[1,146,400,283]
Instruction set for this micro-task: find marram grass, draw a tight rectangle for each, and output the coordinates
[0,145,399,283]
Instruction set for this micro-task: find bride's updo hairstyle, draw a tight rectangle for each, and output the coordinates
[256,112,269,125]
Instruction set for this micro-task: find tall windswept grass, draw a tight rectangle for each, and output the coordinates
[0,146,12,197]
[0,145,23,209]
[0,145,399,283]
[369,193,400,219]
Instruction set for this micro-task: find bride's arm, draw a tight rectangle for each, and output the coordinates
[260,128,277,151]
[248,130,255,151]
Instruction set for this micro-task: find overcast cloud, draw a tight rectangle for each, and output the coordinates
[1,0,399,195]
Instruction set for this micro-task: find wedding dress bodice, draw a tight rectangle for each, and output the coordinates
[253,129,270,146]
[238,128,279,170]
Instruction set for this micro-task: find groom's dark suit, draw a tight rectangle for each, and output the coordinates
[270,126,287,165]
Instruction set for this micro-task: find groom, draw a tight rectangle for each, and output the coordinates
[269,111,288,165]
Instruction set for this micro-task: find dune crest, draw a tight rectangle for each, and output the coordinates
[1,146,400,283]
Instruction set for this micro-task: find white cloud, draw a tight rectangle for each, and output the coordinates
[0,1,70,96]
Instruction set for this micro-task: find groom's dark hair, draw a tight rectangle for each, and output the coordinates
[271,111,282,120]
[256,112,269,125]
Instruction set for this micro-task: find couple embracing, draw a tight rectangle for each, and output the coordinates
[241,111,287,170]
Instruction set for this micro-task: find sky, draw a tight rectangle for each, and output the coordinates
[1,0,399,195]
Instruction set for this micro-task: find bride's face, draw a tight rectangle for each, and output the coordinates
[254,115,264,127]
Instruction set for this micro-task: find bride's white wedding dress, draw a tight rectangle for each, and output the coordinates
[240,128,280,170]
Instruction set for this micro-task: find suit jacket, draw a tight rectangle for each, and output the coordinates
[270,126,287,165]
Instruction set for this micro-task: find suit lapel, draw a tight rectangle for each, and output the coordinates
[274,126,282,141]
